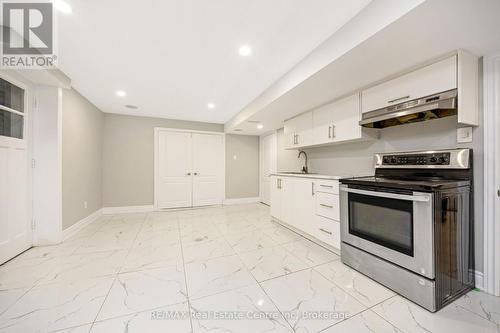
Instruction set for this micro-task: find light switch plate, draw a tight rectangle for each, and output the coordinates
[457,127,473,143]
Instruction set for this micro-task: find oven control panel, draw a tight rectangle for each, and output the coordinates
[375,149,470,169]
[381,153,451,166]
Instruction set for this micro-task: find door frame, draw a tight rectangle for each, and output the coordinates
[482,51,500,296]
[0,71,34,258]
[153,127,225,210]
[259,131,277,205]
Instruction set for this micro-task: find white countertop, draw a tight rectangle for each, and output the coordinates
[271,172,348,180]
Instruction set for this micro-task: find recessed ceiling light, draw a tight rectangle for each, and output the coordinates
[116,90,126,97]
[234,129,243,132]
[207,103,215,109]
[257,124,264,129]
[124,104,138,109]
[238,45,252,57]
[54,0,72,14]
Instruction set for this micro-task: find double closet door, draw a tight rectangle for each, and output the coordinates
[155,129,224,209]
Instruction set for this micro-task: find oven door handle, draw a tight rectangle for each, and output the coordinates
[341,187,430,202]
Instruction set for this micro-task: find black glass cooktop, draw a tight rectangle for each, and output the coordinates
[340,176,470,191]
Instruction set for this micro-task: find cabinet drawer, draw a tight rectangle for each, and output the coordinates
[314,180,339,194]
[313,215,340,249]
[315,192,339,221]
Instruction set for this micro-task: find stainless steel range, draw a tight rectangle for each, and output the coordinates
[339,149,474,312]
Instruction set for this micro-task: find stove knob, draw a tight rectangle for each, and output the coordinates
[383,157,390,164]
[438,156,447,164]
[430,156,437,163]
[391,157,397,164]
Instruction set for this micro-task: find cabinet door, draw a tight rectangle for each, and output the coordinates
[331,93,362,143]
[283,118,296,149]
[295,112,313,147]
[270,177,282,220]
[291,178,315,235]
[362,56,457,113]
[312,103,334,145]
[280,177,292,224]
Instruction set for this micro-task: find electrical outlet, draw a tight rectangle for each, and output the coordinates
[457,127,473,143]
[84,201,88,209]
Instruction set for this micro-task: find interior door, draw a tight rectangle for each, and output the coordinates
[192,133,223,206]
[0,77,31,264]
[260,133,276,205]
[156,130,192,209]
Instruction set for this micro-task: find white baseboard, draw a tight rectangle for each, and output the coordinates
[62,208,103,241]
[102,205,155,215]
[223,197,261,205]
[475,271,484,290]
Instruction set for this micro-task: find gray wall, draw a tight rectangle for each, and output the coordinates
[225,134,259,199]
[102,113,223,207]
[276,116,484,272]
[62,88,104,230]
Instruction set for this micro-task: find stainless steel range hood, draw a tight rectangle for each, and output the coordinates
[359,89,457,129]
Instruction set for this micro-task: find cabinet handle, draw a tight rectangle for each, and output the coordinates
[186,173,191,176]
[331,124,335,138]
[328,126,332,139]
[320,203,333,209]
[320,185,333,188]
[312,183,315,196]
[319,228,332,235]
[388,95,410,104]
[194,172,198,176]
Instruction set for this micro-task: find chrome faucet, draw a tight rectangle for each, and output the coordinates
[298,151,308,174]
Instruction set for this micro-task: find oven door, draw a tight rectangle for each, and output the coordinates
[340,184,434,279]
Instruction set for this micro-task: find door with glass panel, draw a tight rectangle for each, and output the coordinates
[0,77,31,264]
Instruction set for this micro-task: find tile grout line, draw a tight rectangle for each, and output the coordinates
[225,224,297,333]
[87,213,149,331]
[177,216,195,333]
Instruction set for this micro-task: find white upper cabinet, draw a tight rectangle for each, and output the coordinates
[284,111,313,148]
[362,56,457,114]
[361,50,479,126]
[312,93,363,145]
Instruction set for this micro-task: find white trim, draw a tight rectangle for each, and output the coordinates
[153,127,225,136]
[223,197,261,205]
[475,271,484,291]
[62,208,102,241]
[482,51,500,296]
[259,131,277,205]
[102,205,155,215]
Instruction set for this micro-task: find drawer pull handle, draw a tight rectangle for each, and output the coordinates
[320,204,333,209]
[388,95,410,104]
[320,185,333,188]
[319,228,332,235]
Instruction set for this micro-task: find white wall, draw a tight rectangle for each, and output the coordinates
[33,86,63,245]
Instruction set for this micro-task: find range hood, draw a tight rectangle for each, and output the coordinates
[359,89,457,129]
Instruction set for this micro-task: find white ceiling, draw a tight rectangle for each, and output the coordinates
[57,0,371,123]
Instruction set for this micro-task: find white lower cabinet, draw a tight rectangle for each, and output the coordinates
[270,175,341,251]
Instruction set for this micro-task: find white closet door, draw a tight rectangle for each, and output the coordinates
[156,130,192,209]
[192,133,223,206]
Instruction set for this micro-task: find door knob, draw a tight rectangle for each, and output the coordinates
[186,173,191,176]
[194,172,198,176]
